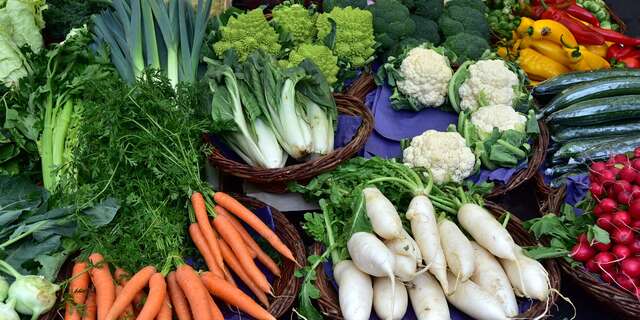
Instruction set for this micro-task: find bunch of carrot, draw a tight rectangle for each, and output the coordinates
[63,191,296,320]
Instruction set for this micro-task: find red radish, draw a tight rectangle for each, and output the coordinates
[621,257,640,278]
[570,242,596,262]
[631,220,640,231]
[635,173,640,186]
[590,183,604,198]
[577,233,588,244]
[614,154,630,164]
[593,252,617,272]
[629,202,640,220]
[600,198,618,214]
[602,272,616,284]
[612,244,632,260]
[631,185,640,201]
[585,260,599,273]
[632,158,640,171]
[597,214,615,231]
[591,162,607,173]
[614,180,632,194]
[593,205,604,217]
[630,238,640,254]
[613,228,635,245]
[618,191,632,205]
[613,211,632,228]
[593,241,611,252]
[600,170,617,183]
[615,274,638,291]
[634,147,640,158]
[619,167,637,183]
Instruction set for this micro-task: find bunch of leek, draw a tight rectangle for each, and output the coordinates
[204,51,337,168]
[91,0,212,86]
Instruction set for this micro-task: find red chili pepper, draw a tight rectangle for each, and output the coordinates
[593,28,640,47]
[606,44,636,61]
[619,56,640,68]
[565,4,600,26]
[528,5,546,19]
[531,0,574,8]
[541,6,606,45]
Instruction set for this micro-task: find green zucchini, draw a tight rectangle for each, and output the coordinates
[577,135,640,162]
[541,77,640,117]
[547,95,640,126]
[552,135,636,162]
[552,121,640,142]
[533,69,640,99]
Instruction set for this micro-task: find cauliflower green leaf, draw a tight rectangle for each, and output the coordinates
[316,6,375,67]
[213,8,281,61]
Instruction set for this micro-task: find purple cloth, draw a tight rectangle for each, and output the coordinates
[565,174,590,207]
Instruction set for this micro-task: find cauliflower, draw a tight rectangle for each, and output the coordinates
[403,130,476,184]
[213,8,281,61]
[316,6,376,67]
[272,4,317,44]
[470,104,527,139]
[396,46,453,109]
[458,59,519,112]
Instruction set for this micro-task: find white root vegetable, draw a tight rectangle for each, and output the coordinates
[406,195,449,293]
[445,273,508,320]
[373,277,408,320]
[348,232,396,278]
[384,229,422,264]
[438,219,475,282]
[501,245,550,301]
[458,203,517,260]
[470,242,519,317]
[363,187,404,240]
[407,273,449,320]
[391,253,418,282]
[334,260,373,320]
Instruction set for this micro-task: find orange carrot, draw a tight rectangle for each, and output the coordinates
[156,297,172,320]
[133,292,146,316]
[213,192,296,263]
[166,272,191,320]
[113,269,134,320]
[207,296,224,320]
[175,265,214,320]
[136,273,166,320]
[191,192,225,271]
[212,215,271,293]
[188,224,224,279]
[116,269,144,316]
[83,289,97,320]
[114,268,129,285]
[115,284,135,320]
[200,272,275,320]
[218,207,281,277]
[89,253,116,320]
[106,266,156,320]
[219,240,270,307]
[65,262,91,320]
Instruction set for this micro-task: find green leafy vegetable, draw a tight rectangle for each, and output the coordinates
[0,0,46,53]
[43,0,111,43]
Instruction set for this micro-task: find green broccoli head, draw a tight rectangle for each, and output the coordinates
[317,6,376,67]
[213,8,281,61]
[272,4,318,44]
[409,15,440,44]
[445,0,488,13]
[400,0,443,20]
[368,0,416,54]
[443,33,490,64]
[288,43,340,85]
[438,6,489,39]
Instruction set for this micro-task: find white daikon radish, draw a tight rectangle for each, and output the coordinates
[501,245,550,301]
[348,232,396,278]
[373,277,408,320]
[334,260,373,320]
[390,253,418,282]
[458,203,517,260]
[384,229,422,264]
[438,219,475,282]
[405,195,449,293]
[444,273,508,320]
[363,187,404,240]
[470,242,519,317]
[407,273,449,320]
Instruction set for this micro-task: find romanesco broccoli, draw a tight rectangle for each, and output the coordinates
[272,4,317,44]
[288,44,339,85]
[213,8,281,61]
[316,6,376,67]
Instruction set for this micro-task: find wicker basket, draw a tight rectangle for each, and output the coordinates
[311,201,562,319]
[543,187,640,319]
[206,93,373,193]
[487,120,550,198]
[345,72,376,103]
[40,196,305,320]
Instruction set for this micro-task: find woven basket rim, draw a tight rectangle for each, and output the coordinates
[206,93,373,190]
[543,187,640,318]
[311,201,562,319]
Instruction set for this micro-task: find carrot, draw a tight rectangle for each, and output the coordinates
[89,253,116,320]
[115,284,135,320]
[218,207,281,277]
[136,273,166,320]
[200,272,275,320]
[65,262,91,320]
[132,292,145,316]
[116,269,144,316]
[191,192,225,272]
[83,289,97,320]
[114,268,129,285]
[175,265,214,320]
[106,266,156,320]
[219,240,270,307]
[213,192,296,263]
[156,297,172,320]
[207,296,224,320]
[188,224,224,279]
[212,214,271,293]
[166,272,191,320]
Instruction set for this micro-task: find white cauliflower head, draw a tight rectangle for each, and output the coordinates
[470,104,527,139]
[397,47,453,108]
[403,130,476,184]
[458,59,519,112]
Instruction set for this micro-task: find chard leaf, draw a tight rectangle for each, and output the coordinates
[82,198,119,227]
[5,235,62,275]
[35,252,69,282]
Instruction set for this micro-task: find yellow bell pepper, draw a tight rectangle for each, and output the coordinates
[529,79,541,86]
[526,39,573,66]
[517,17,535,38]
[518,48,570,80]
[530,19,578,49]
[570,46,611,71]
[586,44,609,58]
